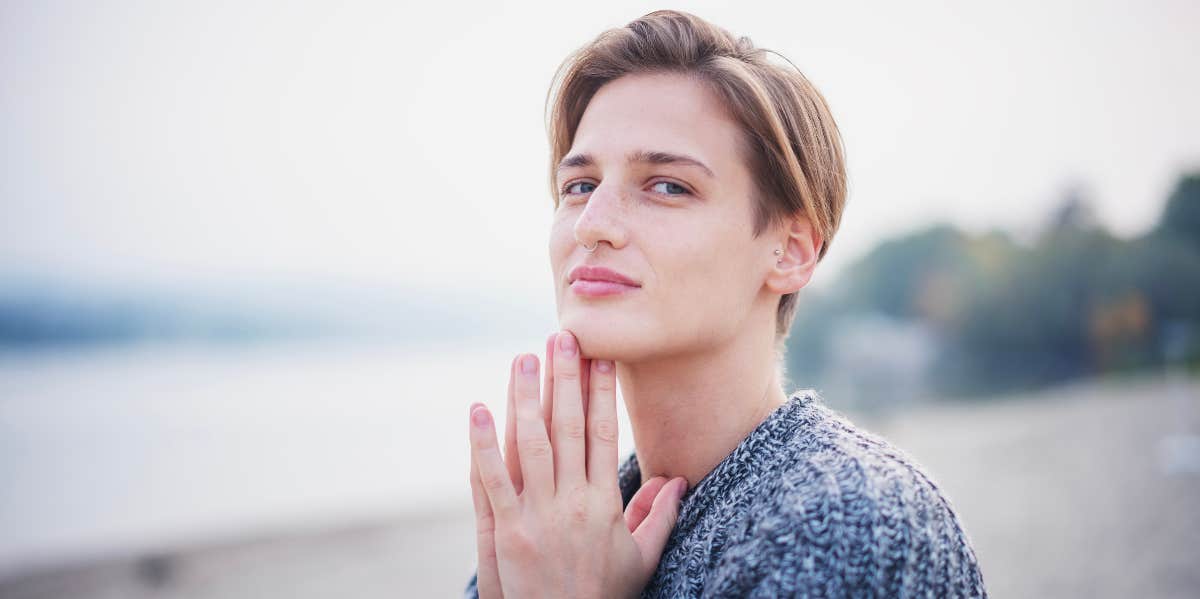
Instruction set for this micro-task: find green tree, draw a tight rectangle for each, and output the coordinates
[1155,173,1200,246]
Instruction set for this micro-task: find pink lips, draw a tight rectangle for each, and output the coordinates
[568,265,641,297]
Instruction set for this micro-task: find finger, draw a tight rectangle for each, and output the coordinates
[580,357,591,418]
[504,355,523,495]
[623,476,668,532]
[515,353,555,502]
[468,410,502,597]
[552,331,587,490]
[586,359,619,489]
[632,477,688,571]
[470,403,519,520]
[546,336,588,429]
[542,333,556,435]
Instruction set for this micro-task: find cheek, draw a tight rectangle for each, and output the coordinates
[647,235,714,313]
[666,225,758,306]
[660,215,733,278]
[548,217,575,273]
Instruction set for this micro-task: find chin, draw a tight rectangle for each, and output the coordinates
[558,309,657,362]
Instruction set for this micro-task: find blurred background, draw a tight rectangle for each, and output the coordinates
[1,0,1197,597]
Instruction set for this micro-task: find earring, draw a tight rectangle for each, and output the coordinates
[775,248,783,264]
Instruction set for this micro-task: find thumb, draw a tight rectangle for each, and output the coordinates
[623,476,669,532]
[630,476,688,570]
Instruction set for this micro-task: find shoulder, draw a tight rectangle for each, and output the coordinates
[706,392,988,597]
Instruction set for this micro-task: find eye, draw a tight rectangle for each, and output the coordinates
[562,181,597,196]
[649,180,691,196]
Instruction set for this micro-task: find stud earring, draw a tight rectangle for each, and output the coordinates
[775,248,783,264]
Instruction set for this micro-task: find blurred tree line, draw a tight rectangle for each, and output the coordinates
[786,172,1200,399]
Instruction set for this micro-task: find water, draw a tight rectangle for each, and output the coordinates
[0,339,634,579]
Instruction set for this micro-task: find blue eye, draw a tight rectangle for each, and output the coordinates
[650,181,689,195]
[563,181,596,195]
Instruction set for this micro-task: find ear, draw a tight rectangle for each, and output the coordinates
[764,215,822,295]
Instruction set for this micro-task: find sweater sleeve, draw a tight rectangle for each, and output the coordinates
[701,451,988,598]
[463,569,479,598]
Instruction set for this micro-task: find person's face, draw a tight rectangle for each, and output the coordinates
[549,71,785,362]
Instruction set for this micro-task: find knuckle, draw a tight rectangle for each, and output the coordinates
[500,528,537,556]
[605,501,625,526]
[555,369,580,382]
[591,418,619,444]
[559,421,587,441]
[475,512,497,535]
[592,376,615,392]
[481,471,508,493]
[477,460,507,493]
[520,437,553,458]
[565,487,590,524]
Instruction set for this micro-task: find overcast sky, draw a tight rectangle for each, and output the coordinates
[2,0,1197,310]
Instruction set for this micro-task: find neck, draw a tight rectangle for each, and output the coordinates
[616,306,789,489]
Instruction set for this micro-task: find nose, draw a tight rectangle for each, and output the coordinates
[573,180,630,252]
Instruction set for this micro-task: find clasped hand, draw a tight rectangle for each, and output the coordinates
[468,330,689,599]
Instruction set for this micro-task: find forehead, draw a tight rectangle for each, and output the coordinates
[569,71,746,174]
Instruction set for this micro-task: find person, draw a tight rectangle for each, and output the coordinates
[463,9,987,598]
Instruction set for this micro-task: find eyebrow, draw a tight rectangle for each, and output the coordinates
[557,149,716,179]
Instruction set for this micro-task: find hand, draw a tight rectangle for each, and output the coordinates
[468,330,689,599]
[470,333,563,597]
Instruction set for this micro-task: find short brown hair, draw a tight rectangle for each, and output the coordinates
[545,9,848,344]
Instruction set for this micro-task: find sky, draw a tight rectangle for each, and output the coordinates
[2,0,1198,313]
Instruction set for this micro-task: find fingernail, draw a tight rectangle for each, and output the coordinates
[557,332,577,356]
[595,359,612,373]
[471,405,491,428]
[520,354,537,374]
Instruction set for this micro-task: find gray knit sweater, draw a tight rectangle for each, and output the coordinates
[463,390,988,597]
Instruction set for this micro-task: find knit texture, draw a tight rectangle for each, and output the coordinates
[463,390,988,598]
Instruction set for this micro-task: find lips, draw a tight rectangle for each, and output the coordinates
[568,265,641,287]
[567,265,641,298]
